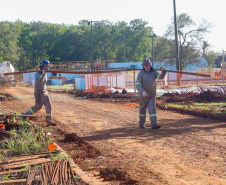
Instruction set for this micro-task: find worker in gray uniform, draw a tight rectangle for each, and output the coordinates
[23,60,56,126]
[136,58,166,129]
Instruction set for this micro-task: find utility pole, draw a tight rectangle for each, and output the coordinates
[151,34,156,67]
[173,0,180,71]
[88,21,99,71]
[147,34,157,67]
[173,0,180,86]
[222,50,225,83]
[123,33,126,62]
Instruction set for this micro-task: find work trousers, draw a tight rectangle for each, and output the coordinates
[139,96,157,127]
[24,93,53,123]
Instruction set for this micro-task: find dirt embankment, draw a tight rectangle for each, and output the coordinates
[1,86,226,185]
[157,90,226,120]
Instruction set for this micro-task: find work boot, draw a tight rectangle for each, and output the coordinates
[46,122,57,126]
[139,125,145,129]
[22,113,28,120]
[152,125,161,129]
[22,116,27,120]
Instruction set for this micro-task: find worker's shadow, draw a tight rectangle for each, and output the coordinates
[83,117,226,142]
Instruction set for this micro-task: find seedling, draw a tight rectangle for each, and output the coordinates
[2,173,10,181]
[74,175,81,182]
[50,150,74,162]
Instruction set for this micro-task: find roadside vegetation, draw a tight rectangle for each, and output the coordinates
[2,121,51,155]
[0,118,79,184]
[167,102,226,112]
[47,84,74,91]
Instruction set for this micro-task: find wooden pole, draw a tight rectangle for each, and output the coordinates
[116,72,118,90]
[4,69,211,77]
[222,50,225,84]
[97,74,99,94]
[134,69,136,94]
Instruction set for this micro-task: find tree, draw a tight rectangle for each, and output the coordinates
[93,20,118,61]
[153,37,170,62]
[165,13,212,70]
[14,20,30,71]
[0,21,20,65]
[204,51,218,68]
[126,19,154,62]
[202,41,218,68]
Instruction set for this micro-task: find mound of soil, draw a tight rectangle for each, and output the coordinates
[159,90,225,103]
[68,90,139,102]
[195,90,224,101]
[160,92,195,103]
[0,128,13,138]
[62,133,85,143]
[100,167,138,184]
[0,93,14,101]
[59,132,101,163]
[157,104,226,121]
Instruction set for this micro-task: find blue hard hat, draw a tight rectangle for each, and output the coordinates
[40,60,50,67]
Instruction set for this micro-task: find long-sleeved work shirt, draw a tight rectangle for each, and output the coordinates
[34,71,48,95]
[136,69,166,98]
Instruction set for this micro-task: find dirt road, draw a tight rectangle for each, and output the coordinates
[1,85,226,185]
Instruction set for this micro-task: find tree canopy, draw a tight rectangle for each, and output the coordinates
[164,13,214,70]
[0,15,218,71]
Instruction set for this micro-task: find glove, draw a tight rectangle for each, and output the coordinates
[42,69,47,75]
[142,91,148,98]
[160,67,166,71]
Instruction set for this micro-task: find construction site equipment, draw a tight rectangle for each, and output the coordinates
[0,61,15,85]
[3,69,213,94]
[51,61,91,70]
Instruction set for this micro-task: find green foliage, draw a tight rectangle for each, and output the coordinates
[204,51,218,68]
[168,102,226,112]
[50,151,73,162]
[0,19,155,70]
[167,103,210,110]
[0,155,9,164]
[18,119,31,130]
[74,175,81,182]
[0,16,214,71]
[3,120,52,155]
[0,21,20,63]
[2,173,10,181]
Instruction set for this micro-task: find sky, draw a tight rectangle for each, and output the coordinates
[1,0,226,53]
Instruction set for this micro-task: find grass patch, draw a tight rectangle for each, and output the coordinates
[2,121,52,156]
[167,104,212,110]
[194,102,226,106]
[47,84,74,91]
[167,102,226,112]
[159,84,226,89]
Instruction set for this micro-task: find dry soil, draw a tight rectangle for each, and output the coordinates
[1,85,226,185]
